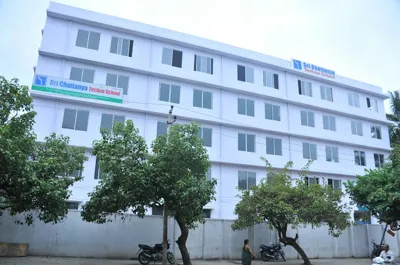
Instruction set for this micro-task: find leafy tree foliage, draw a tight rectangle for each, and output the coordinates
[232,159,350,265]
[0,76,87,224]
[150,123,217,265]
[386,91,400,146]
[345,145,400,224]
[81,121,216,265]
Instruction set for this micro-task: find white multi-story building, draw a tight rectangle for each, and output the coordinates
[31,2,390,223]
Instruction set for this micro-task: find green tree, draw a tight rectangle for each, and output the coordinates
[232,159,350,265]
[345,145,400,224]
[0,76,88,224]
[386,91,400,146]
[150,123,217,265]
[81,121,217,265]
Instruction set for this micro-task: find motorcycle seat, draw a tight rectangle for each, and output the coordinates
[139,244,153,250]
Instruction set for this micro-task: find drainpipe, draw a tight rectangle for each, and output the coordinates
[284,71,292,162]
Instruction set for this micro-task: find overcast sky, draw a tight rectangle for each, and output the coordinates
[0,0,399,111]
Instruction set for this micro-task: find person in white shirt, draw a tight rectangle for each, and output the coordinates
[373,244,395,264]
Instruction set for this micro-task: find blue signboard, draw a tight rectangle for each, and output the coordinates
[292,59,335,79]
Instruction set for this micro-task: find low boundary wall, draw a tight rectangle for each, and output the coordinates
[0,211,398,260]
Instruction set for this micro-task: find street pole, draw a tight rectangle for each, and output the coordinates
[162,105,176,265]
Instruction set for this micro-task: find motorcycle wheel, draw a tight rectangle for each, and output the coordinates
[138,252,151,265]
[261,252,272,261]
[167,252,175,264]
[280,251,286,261]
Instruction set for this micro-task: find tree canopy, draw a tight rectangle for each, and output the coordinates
[346,145,400,224]
[386,91,400,146]
[81,121,216,265]
[0,76,88,224]
[232,159,350,265]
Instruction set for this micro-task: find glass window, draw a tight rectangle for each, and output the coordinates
[374,153,384,168]
[325,146,339,162]
[371,126,382,139]
[303,142,317,160]
[266,137,282,156]
[199,127,212,147]
[265,103,280,121]
[354,151,366,166]
[301,111,315,127]
[320,86,333,102]
[194,55,213,74]
[351,121,363,136]
[157,121,168,136]
[162,48,173,65]
[70,67,83,81]
[75,29,89,48]
[238,171,256,190]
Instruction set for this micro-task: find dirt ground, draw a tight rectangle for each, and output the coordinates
[0,257,379,265]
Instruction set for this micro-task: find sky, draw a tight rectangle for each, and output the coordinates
[0,0,399,112]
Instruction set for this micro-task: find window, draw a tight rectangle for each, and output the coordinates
[305,177,319,186]
[66,201,80,210]
[266,137,282,156]
[237,65,254,83]
[157,121,167,136]
[354,150,366,166]
[371,125,382,139]
[159,83,180,104]
[351,121,363,136]
[75,29,101,50]
[325,146,339,163]
[206,168,212,180]
[162,47,182,68]
[302,142,317,160]
[300,111,315,127]
[193,89,212,109]
[105,73,129,95]
[298,80,312,97]
[328,179,341,191]
[265,103,280,121]
[238,98,255,117]
[198,127,212,147]
[100,114,125,132]
[152,205,164,216]
[263,71,279,89]
[70,67,95,83]
[94,157,104,179]
[62,109,89,131]
[194,55,213,74]
[238,133,255,152]
[374,153,384,168]
[110,37,133,57]
[367,97,378,112]
[320,86,333,102]
[348,93,360,108]
[238,171,256,190]
[322,115,336,131]
[203,209,211,218]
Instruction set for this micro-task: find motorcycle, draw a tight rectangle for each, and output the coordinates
[137,240,175,265]
[370,239,384,259]
[260,242,286,262]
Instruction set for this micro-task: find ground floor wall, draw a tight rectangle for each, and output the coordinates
[0,211,396,260]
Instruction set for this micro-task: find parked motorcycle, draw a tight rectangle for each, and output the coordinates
[137,240,175,265]
[260,242,286,262]
[370,239,384,259]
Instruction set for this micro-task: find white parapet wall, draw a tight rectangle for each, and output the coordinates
[0,211,397,260]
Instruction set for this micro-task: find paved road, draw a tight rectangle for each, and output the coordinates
[0,257,376,265]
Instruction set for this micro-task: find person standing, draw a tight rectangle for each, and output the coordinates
[242,239,256,265]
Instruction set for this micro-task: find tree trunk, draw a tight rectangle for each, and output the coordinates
[176,218,191,265]
[280,236,311,265]
[162,202,168,265]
